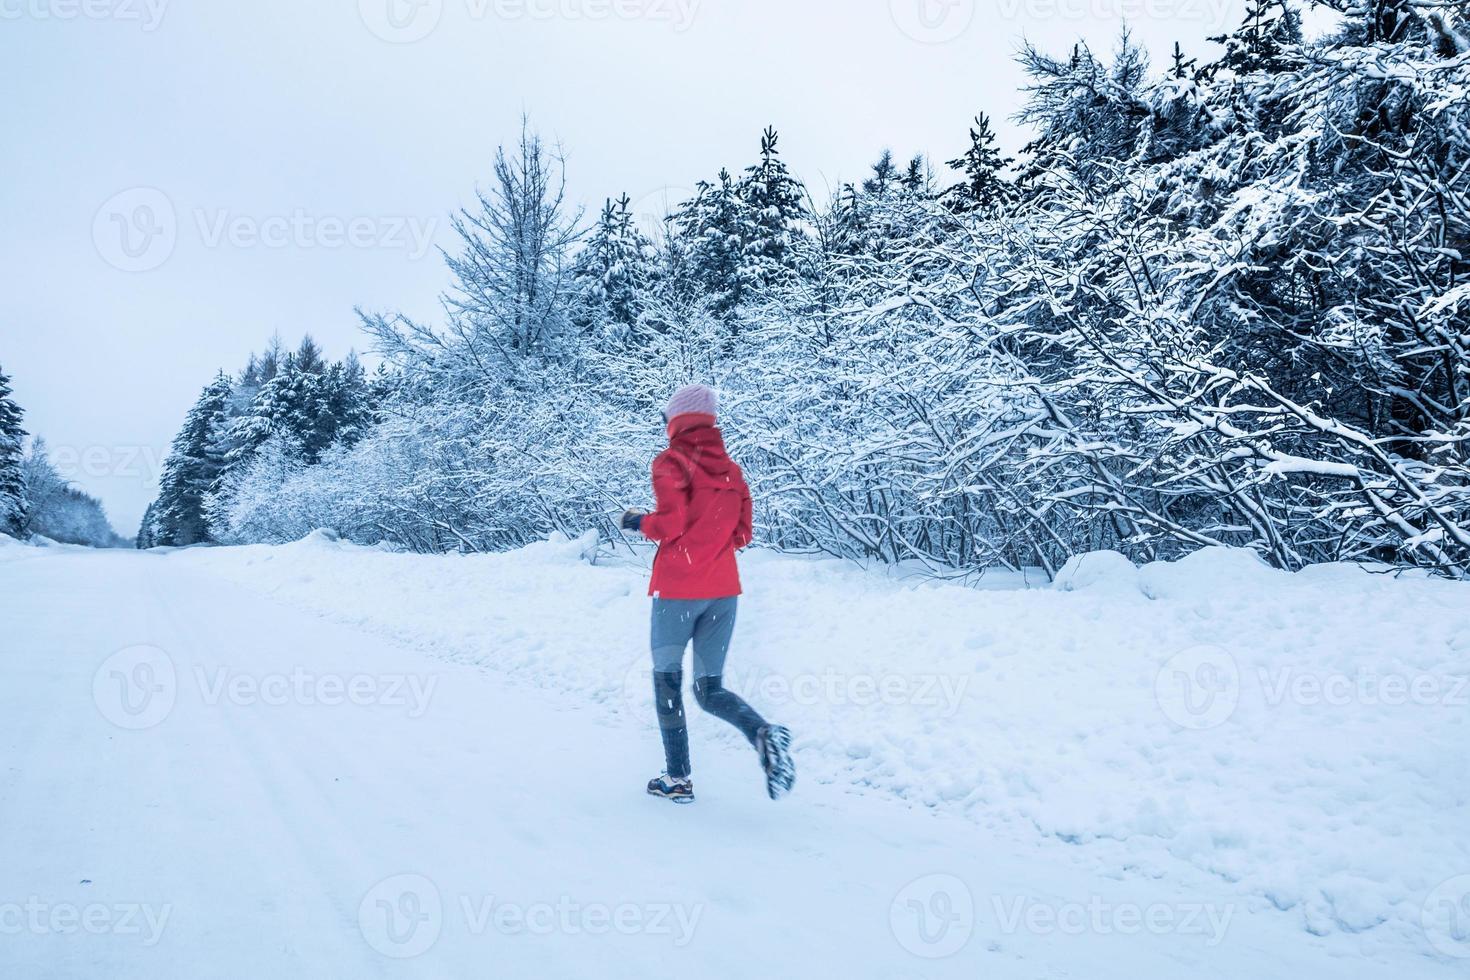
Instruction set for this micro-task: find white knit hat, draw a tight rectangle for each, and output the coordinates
[665,383,717,420]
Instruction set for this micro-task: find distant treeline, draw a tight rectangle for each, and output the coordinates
[0,365,128,548]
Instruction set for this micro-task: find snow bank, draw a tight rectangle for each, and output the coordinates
[167,537,1470,962]
[1051,549,1139,592]
[1052,546,1281,599]
[1138,546,1281,599]
[0,531,79,561]
[0,531,27,560]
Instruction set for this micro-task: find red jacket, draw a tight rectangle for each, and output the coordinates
[639,413,752,599]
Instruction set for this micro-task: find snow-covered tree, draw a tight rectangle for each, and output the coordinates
[1015,33,1153,184]
[18,439,124,547]
[943,113,1013,211]
[136,500,158,549]
[442,118,583,360]
[664,128,811,319]
[573,194,655,342]
[736,126,807,289]
[0,364,29,536]
[154,373,234,546]
[1203,0,1302,79]
[207,433,309,544]
[320,351,375,451]
[221,336,372,468]
[861,149,902,198]
[672,169,749,316]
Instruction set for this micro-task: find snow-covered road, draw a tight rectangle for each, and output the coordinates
[0,541,1464,978]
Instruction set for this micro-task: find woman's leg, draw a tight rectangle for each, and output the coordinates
[690,597,768,746]
[650,598,702,778]
[651,668,689,778]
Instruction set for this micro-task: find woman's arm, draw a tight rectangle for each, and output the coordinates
[638,453,690,542]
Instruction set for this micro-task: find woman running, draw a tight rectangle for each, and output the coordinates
[622,384,795,804]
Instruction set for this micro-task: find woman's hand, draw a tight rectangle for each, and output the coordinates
[620,509,646,532]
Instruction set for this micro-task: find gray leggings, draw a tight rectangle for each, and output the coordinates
[649,596,767,775]
[650,596,739,676]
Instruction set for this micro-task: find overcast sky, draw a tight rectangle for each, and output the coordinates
[3,0,1316,534]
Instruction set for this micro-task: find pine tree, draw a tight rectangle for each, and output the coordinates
[862,149,901,197]
[673,170,749,316]
[253,334,285,386]
[319,352,374,453]
[1169,41,1197,80]
[944,113,1013,212]
[900,154,931,195]
[154,373,234,546]
[227,354,317,463]
[1204,0,1303,79]
[211,334,288,481]
[667,128,811,317]
[294,334,326,375]
[0,364,28,536]
[574,194,655,341]
[282,350,332,461]
[830,149,937,266]
[1146,43,1211,162]
[1016,35,1154,186]
[219,340,375,472]
[737,126,807,289]
[368,362,397,406]
[827,182,868,258]
[136,500,157,549]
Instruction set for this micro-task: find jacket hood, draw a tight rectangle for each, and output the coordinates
[666,413,733,477]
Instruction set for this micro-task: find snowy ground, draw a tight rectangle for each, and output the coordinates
[2,532,1468,977]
